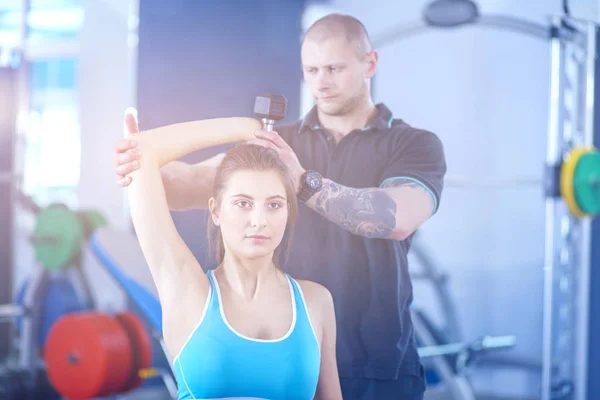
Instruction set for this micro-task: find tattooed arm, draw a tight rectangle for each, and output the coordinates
[303,178,435,240]
[247,129,443,241]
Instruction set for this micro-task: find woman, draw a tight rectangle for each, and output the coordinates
[123,111,342,400]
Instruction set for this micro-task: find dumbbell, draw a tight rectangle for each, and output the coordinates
[254,93,287,131]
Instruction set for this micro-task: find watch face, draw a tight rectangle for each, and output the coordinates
[306,171,322,190]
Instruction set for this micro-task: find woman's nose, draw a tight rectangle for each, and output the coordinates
[250,208,267,228]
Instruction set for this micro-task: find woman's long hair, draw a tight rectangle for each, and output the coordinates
[207,143,298,268]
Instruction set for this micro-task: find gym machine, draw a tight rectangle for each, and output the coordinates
[0,188,179,399]
[371,1,600,400]
[409,236,544,400]
[0,192,106,399]
[0,59,63,399]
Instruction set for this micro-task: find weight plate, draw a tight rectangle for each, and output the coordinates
[560,147,588,218]
[33,205,84,270]
[115,312,153,392]
[44,312,133,400]
[574,150,600,216]
[78,210,108,239]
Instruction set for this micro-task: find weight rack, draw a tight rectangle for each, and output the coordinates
[542,15,596,400]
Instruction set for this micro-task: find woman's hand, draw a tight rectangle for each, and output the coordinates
[114,111,142,186]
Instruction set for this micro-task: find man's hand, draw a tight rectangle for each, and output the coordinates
[114,112,141,187]
[249,130,305,191]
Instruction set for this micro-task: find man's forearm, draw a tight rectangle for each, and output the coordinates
[304,179,398,239]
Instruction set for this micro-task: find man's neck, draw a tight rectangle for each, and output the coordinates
[317,100,378,137]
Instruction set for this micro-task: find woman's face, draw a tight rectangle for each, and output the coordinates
[211,169,289,261]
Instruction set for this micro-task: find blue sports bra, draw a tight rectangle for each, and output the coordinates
[172,270,321,399]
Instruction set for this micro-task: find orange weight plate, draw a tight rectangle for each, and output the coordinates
[115,312,154,392]
[44,312,133,400]
[94,312,135,397]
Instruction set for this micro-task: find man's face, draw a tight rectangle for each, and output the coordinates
[301,35,374,116]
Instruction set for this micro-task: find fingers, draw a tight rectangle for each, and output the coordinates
[115,160,140,176]
[114,139,137,153]
[124,108,139,135]
[254,130,287,149]
[115,108,140,188]
[247,138,279,152]
[114,148,141,167]
[116,175,133,187]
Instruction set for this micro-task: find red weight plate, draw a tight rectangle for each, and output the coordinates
[44,312,133,400]
[116,312,154,392]
[93,313,135,397]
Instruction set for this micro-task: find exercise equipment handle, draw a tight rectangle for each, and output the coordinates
[418,335,516,358]
[0,304,25,322]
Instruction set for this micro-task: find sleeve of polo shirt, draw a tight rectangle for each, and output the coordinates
[379,129,447,214]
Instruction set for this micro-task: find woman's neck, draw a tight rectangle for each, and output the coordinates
[217,253,284,301]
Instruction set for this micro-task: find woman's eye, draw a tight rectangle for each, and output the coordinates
[269,202,282,209]
[236,201,251,208]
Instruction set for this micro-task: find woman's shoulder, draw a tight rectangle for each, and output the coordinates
[293,279,334,314]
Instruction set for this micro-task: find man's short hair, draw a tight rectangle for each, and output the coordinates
[303,13,373,58]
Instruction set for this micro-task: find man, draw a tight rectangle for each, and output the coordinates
[114,13,446,400]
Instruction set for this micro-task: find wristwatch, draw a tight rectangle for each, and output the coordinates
[298,170,323,202]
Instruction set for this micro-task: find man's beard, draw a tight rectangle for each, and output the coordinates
[318,90,364,117]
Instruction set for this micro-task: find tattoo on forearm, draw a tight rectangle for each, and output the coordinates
[380,178,422,190]
[312,178,429,238]
[313,180,397,238]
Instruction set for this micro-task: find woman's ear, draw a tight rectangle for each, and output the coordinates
[208,197,220,226]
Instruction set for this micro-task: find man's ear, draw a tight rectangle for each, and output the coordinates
[208,197,220,226]
[365,49,378,78]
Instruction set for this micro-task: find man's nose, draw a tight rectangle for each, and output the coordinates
[315,71,332,91]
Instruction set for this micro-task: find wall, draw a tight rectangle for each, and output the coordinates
[136,0,307,267]
[75,0,310,315]
[76,0,138,312]
[77,0,137,231]
[302,0,564,398]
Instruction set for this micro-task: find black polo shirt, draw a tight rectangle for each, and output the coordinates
[276,103,446,381]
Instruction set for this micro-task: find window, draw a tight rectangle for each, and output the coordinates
[22,58,80,207]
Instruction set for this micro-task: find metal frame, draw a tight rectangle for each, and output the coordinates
[412,306,517,400]
[543,15,596,400]
[587,22,600,400]
[412,310,476,400]
[409,237,463,343]
[370,10,598,400]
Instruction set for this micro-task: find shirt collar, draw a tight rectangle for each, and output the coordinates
[298,103,394,134]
